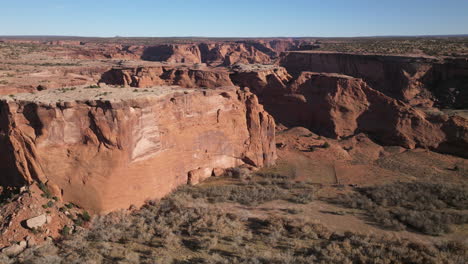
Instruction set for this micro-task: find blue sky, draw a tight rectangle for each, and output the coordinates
[1,0,467,37]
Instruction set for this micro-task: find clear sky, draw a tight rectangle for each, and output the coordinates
[1,0,467,37]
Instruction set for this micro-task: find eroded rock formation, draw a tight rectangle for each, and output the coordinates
[260,72,467,156]
[100,65,234,88]
[280,51,468,108]
[229,64,292,98]
[0,86,276,213]
[64,39,311,66]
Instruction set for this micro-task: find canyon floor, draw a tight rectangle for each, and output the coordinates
[0,37,467,263]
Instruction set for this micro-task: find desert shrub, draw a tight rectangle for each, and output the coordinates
[334,182,468,235]
[228,167,251,180]
[42,200,54,209]
[288,192,314,204]
[38,182,52,199]
[182,182,287,206]
[60,225,71,236]
[80,211,91,222]
[3,180,466,263]
[183,173,314,206]
[3,192,467,263]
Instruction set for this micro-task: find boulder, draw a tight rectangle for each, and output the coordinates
[187,168,212,185]
[25,215,47,229]
[1,241,26,256]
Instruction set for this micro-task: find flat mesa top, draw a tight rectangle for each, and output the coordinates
[0,86,198,104]
[286,50,439,59]
[230,63,280,72]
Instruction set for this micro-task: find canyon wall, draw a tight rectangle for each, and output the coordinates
[100,65,234,88]
[280,51,468,108]
[270,72,467,156]
[423,58,468,108]
[0,86,276,213]
[229,65,292,98]
[68,39,312,66]
[139,43,275,65]
[227,65,467,157]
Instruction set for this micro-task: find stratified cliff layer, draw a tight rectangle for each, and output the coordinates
[280,51,468,108]
[0,86,276,213]
[260,72,467,157]
[67,39,312,66]
[100,64,234,88]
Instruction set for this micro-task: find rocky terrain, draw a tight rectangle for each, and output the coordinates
[280,51,468,109]
[0,37,467,263]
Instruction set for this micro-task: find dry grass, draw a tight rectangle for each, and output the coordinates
[334,182,468,235]
[2,173,467,263]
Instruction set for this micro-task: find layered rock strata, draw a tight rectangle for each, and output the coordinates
[263,72,467,157]
[100,65,233,88]
[0,86,276,213]
[280,51,468,108]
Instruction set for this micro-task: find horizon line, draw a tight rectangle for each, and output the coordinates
[1,34,468,39]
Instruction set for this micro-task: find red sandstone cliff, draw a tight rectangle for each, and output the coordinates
[0,86,276,213]
[227,64,467,157]
[100,65,234,88]
[65,40,310,66]
[268,72,467,156]
[229,65,292,97]
[280,51,468,108]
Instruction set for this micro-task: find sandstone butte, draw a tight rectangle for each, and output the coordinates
[0,86,276,213]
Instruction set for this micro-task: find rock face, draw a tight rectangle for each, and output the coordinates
[141,44,203,63]
[140,42,277,66]
[280,51,468,108]
[287,72,370,138]
[229,64,292,98]
[263,72,467,156]
[423,58,468,109]
[68,39,311,66]
[100,65,234,88]
[0,86,276,213]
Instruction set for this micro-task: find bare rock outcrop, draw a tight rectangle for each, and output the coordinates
[141,44,203,63]
[229,64,292,97]
[280,51,468,108]
[257,72,467,157]
[100,65,234,88]
[139,40,307,66]
[66,40,310,66]
[0,86,276,213]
